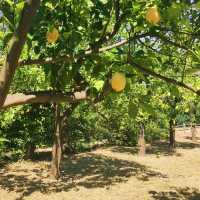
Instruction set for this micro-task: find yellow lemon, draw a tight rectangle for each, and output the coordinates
[111,72,126,92]
[46,28,59,44]
[146,6,160,24]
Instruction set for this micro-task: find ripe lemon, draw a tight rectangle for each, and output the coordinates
[46,28,59,44]
[111,72,126,92]
[146,6,160,24]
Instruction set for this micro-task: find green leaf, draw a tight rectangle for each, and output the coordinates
[5,0,14,7]
[45,2,54,10]
[93,80,104,91]
[166,3,182,21]
[15,1,25,14]
[186,67,200,74]
[0,138,9,143]
[141,102,155,116]
[170,86,180,98]
[195,2,200,9]
[0,31,4,39]
[128,102,138,118]
[63,32,71,40]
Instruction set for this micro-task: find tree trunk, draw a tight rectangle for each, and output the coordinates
[61,104,78,155]
[169,119,175,151]
[191,124,197,142]
[138,123,146,156]
[51,104,62,179]
[24,142,36,159]
[0,0,40,108]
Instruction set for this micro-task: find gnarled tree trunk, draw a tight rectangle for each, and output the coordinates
[169,119,175,151]
[138,123,146,156]
[51,104,62,179]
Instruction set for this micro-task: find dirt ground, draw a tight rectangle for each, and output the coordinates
[1,129,200,200]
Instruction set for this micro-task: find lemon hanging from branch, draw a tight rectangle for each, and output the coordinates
[146,5,160,24]
[111,72,126,92]
[46,27,59,44]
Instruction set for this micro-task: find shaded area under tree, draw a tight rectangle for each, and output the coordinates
[0,153,167,200]
[150,187,200,200]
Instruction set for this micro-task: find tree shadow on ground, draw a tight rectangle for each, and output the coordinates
[150,187,200,200]
[0,153,167,200]
[0,160,10,168]
[110,138,200,157]
[109,146,138,155]
[185,136,200,140]
[146,141,175,156]
[32,151,52,161]
[148,139,200,155]
[0,156,20,169]
[110,142,177,157]
[176,141,200,149]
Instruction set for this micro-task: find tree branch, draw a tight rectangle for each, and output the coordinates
[1,90,88,110]
[154,33,200,62]
[18,29,199,68]
[127,58,198,95]
[19,55,72,66]
[92,0,122,50]
[138,38,180,60]
[154,34,188,51]
[0,0,40,108]
[19,32,150,67]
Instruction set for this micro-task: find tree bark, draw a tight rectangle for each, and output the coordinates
[0,0,40,108]
[0,91,87,110]
[169,119,176,151]
[191,123,197,142]
[24,142,36,160]
[61,104,78,154]
[51,104,62,179]
[138,123,146,156]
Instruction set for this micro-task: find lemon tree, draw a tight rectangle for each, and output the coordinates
[0,0,200,178]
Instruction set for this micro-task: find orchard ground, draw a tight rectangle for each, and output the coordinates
[0,129,200,200]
